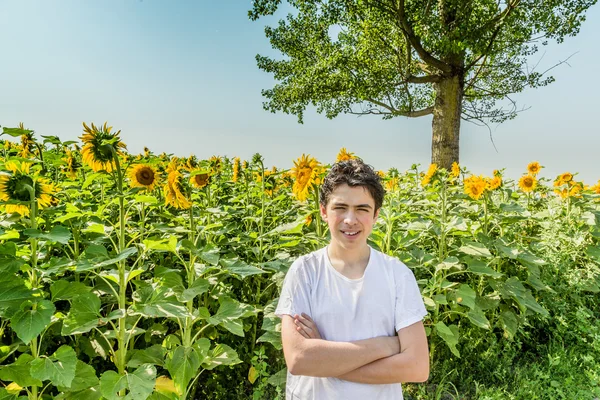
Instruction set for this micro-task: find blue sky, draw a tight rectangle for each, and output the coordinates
[1,0,598,183]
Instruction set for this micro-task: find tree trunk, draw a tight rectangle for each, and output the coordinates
[431,74,463,170]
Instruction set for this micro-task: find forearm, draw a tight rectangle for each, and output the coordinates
[289,336,398,378]
[338,350,429,384]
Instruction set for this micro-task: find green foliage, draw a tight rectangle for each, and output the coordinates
[1,129,599,399]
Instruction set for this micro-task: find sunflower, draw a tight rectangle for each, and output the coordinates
[242,160,248,169]
[421,175,432,187]
[164,169,191,209]
[144,147,151,157]
[518,175,537,192]
[385,177,399,191]
[190,170,210,189]
[304,214,313,226]
[591,180,600,195]
[184,156,198,172]
[20,128,36,159]
[554,188,569,199]
[376,170,385,178]
[421,163,438,187]
[0,161,57,216]
[291,154,320,202]
[336,148,356,162]
[486,176,502,190]
[209,156,222,175]
[451,162,460,178]
[129,164,160,191]
[232,157,241,183]
[79,122,127,172]
[63,149,81,180]
[558,172,573,184]
[569,182,583,197]
[527,161,542,176]
[464,175,487,200]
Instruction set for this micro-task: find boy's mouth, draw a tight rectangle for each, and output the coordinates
[341,230,360,237]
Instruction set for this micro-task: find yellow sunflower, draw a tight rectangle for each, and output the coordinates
[129,164,160,191]
[569,182,583,197]
[464,175,487,200]
[144,147,151,157]
[376,170,385,178]
[79,122,127,172]
[209,156,222,175]
[451,162,460,178]
[184,156,198,172]
[63,149,81,180]
[385,177,399,191]
[190,170,210,189]
[291,154,320,202]
[164,169,191,209]
[486,176,502,190]
[336,148,356,163]
[518,175,537,193]
[591,180,600,195]
[20,126,36,159]
[554,188,569,199]
[527,161,542,176]
[232,157,241,183]
[0,161,57,216]
[304,214,313,226]
[558,172,573,184]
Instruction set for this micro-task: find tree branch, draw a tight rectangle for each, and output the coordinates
[395,0,452,74]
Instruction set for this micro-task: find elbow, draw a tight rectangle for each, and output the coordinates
[287,352,309,376]
[413,360,430,383]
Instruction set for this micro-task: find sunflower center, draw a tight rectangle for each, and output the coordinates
[195,173,209,186]
[136,168,155,185]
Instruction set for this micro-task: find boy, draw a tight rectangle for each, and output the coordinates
[275,159,429,399]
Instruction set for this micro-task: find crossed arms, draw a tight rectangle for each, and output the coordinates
[281,313,429,384]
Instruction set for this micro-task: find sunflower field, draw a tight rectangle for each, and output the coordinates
[0,123,599,400]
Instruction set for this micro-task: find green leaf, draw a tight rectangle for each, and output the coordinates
[0,230,19,240]
[62,292,101,335]
[208,297,258,337]
[517,251,546,269]
[202,344,242,370]
[2,127,32,137]
[131,284,189,318]
[0,354,43,387]
[0,279,35,314]
[221,259,266,279]
[76,247,137,271]
[51,281,91,301]
[466,307,490,330]
[465,258,503,278]
[180,278,210,302]
[142,236,178,253]
[99,371,127,400]
[127,345,166,368]
[30,345,77,388]
[267,367,287,388]
[10,300,55,344]
[586,245,600,263]
[99,364,156,400]
[267,220,304,235]
[502,278,549,317]
[454,284,476,310]
[165,346,200,396]
[57,361,99,392]
[500,310,519,339]
[458,241,492,258]
[434,322,460,357]
[23,226,71,244]
[134,195,158,205]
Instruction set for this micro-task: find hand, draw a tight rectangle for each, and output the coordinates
[293,313,322,339]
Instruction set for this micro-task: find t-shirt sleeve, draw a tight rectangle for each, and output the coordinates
[394,267,428,331]
[274,258,312,319]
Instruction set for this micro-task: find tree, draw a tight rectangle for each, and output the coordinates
[249,0,596,168]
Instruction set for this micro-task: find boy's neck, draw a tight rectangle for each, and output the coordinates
[327,242,371,277]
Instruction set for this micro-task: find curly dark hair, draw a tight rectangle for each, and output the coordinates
[320,159,385,212]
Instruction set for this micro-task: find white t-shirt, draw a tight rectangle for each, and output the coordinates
[275,246,428,400]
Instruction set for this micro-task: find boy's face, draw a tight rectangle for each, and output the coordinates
[320,183,379,251]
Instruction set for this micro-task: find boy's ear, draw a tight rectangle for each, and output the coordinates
[373,208,380,220]
[319,203,328,221]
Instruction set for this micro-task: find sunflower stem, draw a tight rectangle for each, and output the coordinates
[259,159,265,263]
[314,187,322,237]
[438,181,447,261]
[26,184,40,400]
[109,149,128,392]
